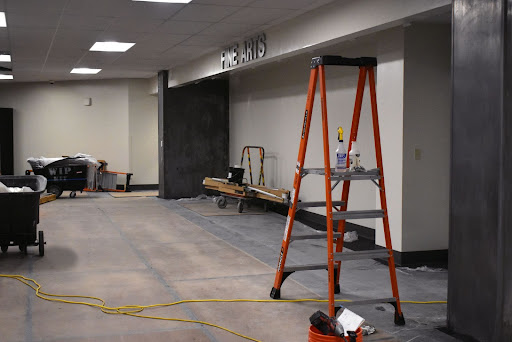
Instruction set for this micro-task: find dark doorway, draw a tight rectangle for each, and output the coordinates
[0,108,13,175]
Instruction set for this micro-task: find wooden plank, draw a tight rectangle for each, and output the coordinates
[40,193,56,204]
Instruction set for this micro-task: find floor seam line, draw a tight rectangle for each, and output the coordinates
[96,206,219,342]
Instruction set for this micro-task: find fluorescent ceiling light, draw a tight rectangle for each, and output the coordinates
[0,74,13,80]
[70,68,101,74]
[0,54,11,62]
[133,0,192,3]
[0,13,6,27]
[90,42,135,52]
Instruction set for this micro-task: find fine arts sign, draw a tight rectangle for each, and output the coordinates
[221,33,266,70]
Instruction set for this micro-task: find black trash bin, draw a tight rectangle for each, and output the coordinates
[0,175,47,256]
[28,158,89,198]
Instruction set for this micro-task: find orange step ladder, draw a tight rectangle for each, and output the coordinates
[270,55,405,324]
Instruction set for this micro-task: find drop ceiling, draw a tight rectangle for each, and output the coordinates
[0,0,335,82]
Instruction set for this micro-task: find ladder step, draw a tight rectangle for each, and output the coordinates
[283,263,339,272]
[294,200,345,209]
[301,168,381,181]
[290,232,342,241]
[333,249,390,261]
[341,297,397,306]
[332,209,385,220]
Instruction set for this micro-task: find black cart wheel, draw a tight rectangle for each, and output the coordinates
[38,231,44,257]
[47,185,63,198]
[70,191,76,198]
[1,245,7,253]
[237,201,244,213]
[216,196,227,209]
[19,244,27,255]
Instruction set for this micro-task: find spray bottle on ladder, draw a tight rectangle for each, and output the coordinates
[335,127,347,172]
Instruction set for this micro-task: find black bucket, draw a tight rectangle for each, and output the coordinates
[228,167,245,184]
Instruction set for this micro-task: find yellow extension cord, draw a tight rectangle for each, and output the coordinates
[0,274,447,342]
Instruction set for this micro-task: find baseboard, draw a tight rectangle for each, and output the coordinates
[391,249,448,268]
[116,184,159,191]
[270,202,448,268]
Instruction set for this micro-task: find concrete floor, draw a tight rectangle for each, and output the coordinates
[0,193,453,342]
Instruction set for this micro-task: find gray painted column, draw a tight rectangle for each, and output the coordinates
[158,70,168,198]
[449,0,512,340]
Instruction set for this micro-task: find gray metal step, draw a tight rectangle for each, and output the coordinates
[290,232,342,241]
[301,168,381,181]
[331,209,385,220]
[294,200,345,209]
[333,249,390,261]
[283,263,339,272]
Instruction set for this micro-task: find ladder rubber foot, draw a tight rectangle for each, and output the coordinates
[394,312,405,326]
[270,287,281,299]
[334,284,340,294]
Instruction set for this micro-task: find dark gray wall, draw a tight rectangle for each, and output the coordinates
[159,78,229,199]
[158,71,168,198]
[449,0,512,340]
[0,108,13,175]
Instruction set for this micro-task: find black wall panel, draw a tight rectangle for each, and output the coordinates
[159,78,229,199]
[449,1,512,340]
[0,108,13,175]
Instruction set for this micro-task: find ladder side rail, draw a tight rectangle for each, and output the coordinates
[318,65,337,317]
[368,67,404,321]
[271,68,319,298]
[334,67,368,289]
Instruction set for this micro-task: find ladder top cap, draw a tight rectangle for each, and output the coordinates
[310,55,377,68]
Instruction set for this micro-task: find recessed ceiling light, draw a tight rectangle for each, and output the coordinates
[0,74,13,80]
[0,54,11,62]
[0,13,6,27]
[132,0,192,3]
[90,42,135,52]
[70,68,102,74]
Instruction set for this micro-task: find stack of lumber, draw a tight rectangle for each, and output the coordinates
[203,177,289,204]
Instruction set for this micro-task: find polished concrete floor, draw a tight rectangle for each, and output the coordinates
[0,193,453,342]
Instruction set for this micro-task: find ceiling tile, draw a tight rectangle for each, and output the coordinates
[180,34,234,47]
[157,20,211,35]
[171,4,240,23]
[7,12,62,29]
[64,0,130,17]
[95,31,150,43]
[78,52,122,66]
[222,7,294,25]
[10,28,54,58]
[135,33,190,52]
[59,15,114,31]
[192,0,253,5]
[199,22,258,37]
[161,45,217,60]
[5,0,67,13]
[248,0,318,9]
[118,2,184,19]
[108,17,165,33]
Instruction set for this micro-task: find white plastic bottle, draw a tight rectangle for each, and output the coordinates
[349,141,361,170]
[335,127,347,172]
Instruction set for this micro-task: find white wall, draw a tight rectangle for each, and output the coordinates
[0,79,158,185]
[129,80,158,185]
[402,23,451,251]
[230,28,405,249]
